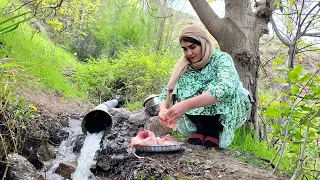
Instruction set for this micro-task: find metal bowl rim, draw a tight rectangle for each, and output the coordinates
[143,95,160,107]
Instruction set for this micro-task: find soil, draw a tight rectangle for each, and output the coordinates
[18,88,287,180]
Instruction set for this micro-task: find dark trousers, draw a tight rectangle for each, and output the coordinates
[186,114,223,139]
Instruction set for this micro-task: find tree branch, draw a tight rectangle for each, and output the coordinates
[189,0,224,39]
[298,5,320,39]
[271,15,291,46]
[297,42,320,52]
[272,101,297,173]
[303,32,320,37]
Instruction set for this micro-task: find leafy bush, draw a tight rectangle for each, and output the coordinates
[73,45,177,109]
[111,45,176,103]
[93,0,158,58]
[259,62,320,178]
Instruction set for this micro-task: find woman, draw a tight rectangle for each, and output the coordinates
[158,25,251,148]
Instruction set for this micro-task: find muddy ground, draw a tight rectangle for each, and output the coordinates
[18,88,287,180]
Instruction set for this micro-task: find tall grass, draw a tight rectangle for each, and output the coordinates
[0,21,86,98]
[231,127,294,175]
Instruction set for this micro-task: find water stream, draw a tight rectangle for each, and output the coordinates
[72,132,103,180]
[41,119,103,180]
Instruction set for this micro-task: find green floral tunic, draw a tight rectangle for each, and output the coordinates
[159,50,251,148]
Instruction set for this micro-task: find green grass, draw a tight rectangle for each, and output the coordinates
[230,127,293,175]
[0,13,86,98]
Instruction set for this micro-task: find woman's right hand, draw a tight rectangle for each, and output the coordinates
[158,108,170,125]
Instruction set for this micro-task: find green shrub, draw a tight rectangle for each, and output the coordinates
[93,0,157,58]
[111,45,176,103]
[72,45,177,108]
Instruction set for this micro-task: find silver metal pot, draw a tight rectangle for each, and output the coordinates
[143,94,160,116]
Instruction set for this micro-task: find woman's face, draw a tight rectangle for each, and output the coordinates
[181,40,202,64]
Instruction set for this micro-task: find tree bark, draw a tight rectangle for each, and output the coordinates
[189,0,274,138]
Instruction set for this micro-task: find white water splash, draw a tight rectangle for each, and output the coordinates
[42,119,83,180]
[72,132,103,180]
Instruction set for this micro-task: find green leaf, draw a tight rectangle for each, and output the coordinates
[304,94,316,100]
[0,11,31,26]
[293,111,304,118]
[283,107,292,116]
[0,50,6,55]
[274,78,287,83]
[265,107,282,118]
[301,106,312,111]
[0,17,32,35]
[280,101,290,107]
[293,131,303,140]
[300,73,311,83]
[309,132,316,139]
[280,92,288,97]
[288,64,303,83]
[273,124,281,132]
[288,71,298,83]
[308,83,319,93]
[289,96,296,101]
[290,86,299,95]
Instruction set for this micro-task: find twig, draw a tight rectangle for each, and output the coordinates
[265,147,280,169]
[0,160,15,165]
[272,103,297,173]
[290,109,320,180]
[259,157,275,168]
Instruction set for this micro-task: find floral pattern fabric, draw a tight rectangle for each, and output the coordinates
[159,50,251,148]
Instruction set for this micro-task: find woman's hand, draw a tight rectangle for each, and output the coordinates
[166,100,191,124]
[158,108,170,125]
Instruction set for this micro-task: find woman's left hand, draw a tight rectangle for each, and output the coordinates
[166,100,190,123]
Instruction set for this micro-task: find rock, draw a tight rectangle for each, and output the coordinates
[49,129,69,145]
[203,172,215,179]
[59,115,69,127]
[144,116,172,136]
[37,144,56,162]
[128,110,150,126]
[109,108,131,117]
[54,161,77,179]
[167,175,176,180]
[21,138,44,169]
[110,108,131,125]
[73,134,86,154]
[7,153,45,180]
[96,155,111,171]
[96,109,138,174]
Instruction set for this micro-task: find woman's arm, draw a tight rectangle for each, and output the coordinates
[166,92,216,123]
[187,91,216,109]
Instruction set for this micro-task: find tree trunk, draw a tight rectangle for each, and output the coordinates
[189,0,275,138]
[155,0,168,51]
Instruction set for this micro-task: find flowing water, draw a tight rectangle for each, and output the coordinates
[42,119,82,180]
[71,132,103,180]
[41,119,103,180]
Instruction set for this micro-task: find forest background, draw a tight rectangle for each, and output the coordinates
[0,0,319,179]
